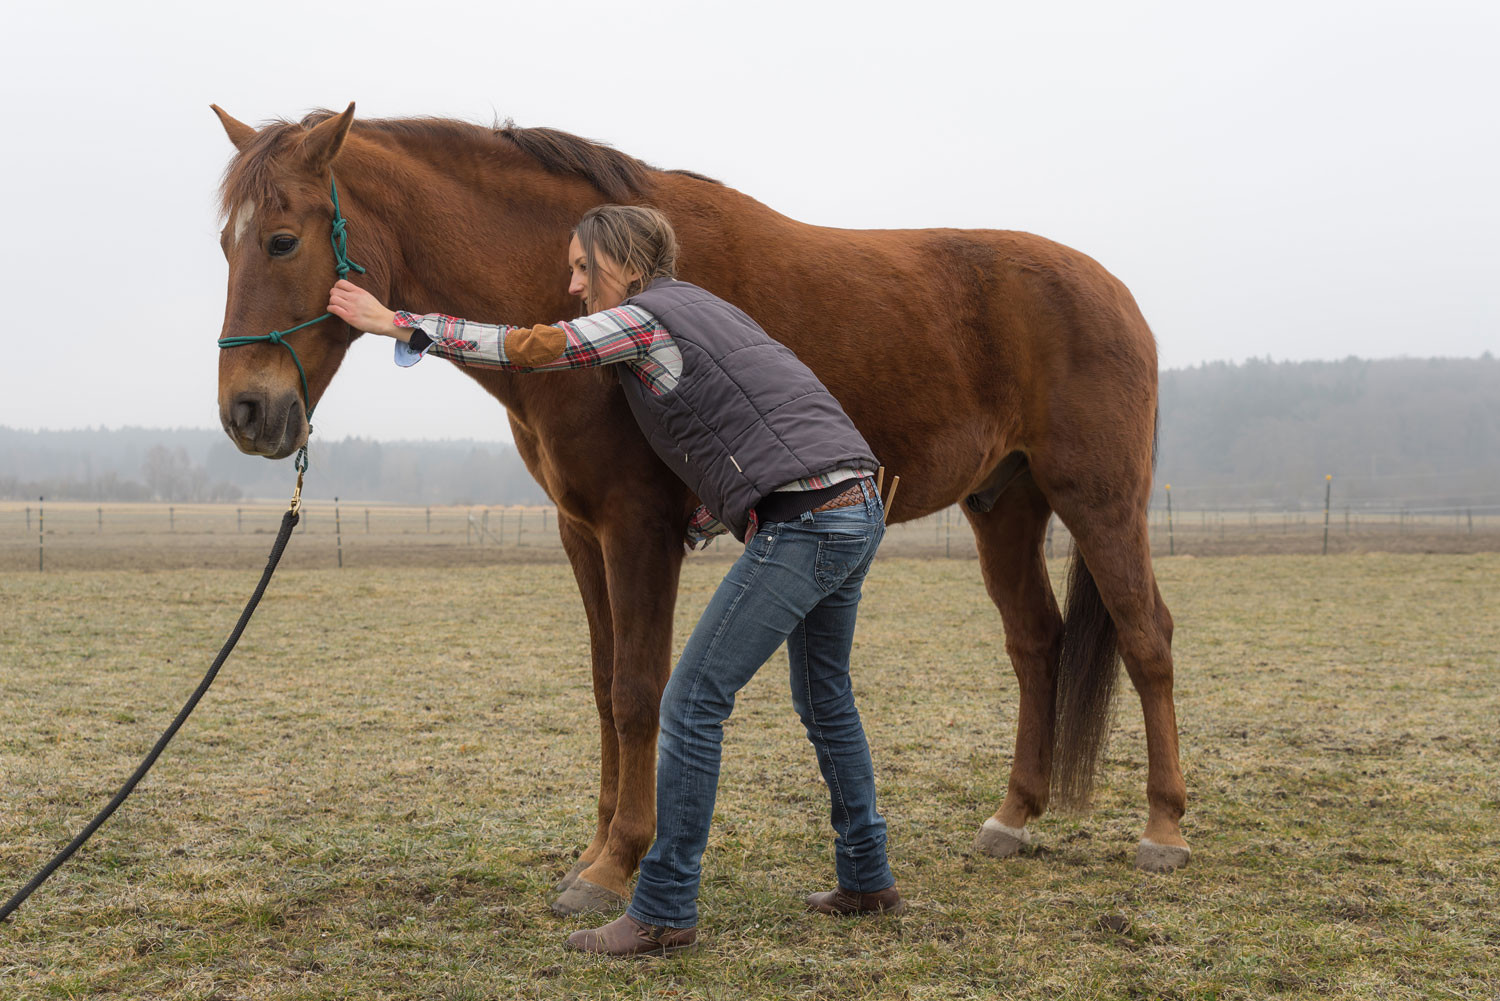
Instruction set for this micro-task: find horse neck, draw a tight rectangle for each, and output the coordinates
[338,139,603,421]
[334,136,794,433]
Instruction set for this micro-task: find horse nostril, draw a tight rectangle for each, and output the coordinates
[231,396,261,437]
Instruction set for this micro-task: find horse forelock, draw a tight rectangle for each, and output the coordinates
[217,119,310,220]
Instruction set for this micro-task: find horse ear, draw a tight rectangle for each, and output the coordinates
[302,102,357,170]
[211,104,257,151]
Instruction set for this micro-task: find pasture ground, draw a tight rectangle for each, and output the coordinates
[1,552,1496,1000]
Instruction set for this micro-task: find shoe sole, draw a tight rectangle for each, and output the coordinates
[565,940,698,957]
[807,901,907,916]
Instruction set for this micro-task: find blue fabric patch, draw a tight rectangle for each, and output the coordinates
[393,339,426,368]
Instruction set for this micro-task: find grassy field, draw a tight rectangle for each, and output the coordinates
[1,552,1497,999]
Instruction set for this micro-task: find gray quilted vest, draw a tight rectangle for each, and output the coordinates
[620,279,877,539]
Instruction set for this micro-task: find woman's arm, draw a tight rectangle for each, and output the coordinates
[326,280,670,372]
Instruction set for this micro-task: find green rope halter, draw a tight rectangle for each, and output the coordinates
[217,173,366,473]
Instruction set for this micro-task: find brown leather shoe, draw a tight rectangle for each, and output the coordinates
[564,913,697,957]
[806,885,906,916]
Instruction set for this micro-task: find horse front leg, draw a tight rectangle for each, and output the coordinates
[551,524,683,916]
[551,516,619,905]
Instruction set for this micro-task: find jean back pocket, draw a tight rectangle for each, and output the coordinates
[814,533,871,592]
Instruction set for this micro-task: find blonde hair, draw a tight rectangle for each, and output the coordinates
[573,205,678,311]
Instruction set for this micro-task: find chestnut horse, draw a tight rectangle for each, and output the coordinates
[211,103,1188,915]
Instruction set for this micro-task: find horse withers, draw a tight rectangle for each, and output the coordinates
[212,102,1189,915]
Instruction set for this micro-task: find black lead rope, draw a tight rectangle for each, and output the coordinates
[1,506,301,923]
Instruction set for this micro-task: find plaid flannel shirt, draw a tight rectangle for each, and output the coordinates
[393,305,862,546]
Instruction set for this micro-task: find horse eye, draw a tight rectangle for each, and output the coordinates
[268,234,299,257]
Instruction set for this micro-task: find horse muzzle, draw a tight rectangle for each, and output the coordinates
[221,390,307,459]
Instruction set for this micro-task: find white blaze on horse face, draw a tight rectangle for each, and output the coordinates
[233,202,255,246]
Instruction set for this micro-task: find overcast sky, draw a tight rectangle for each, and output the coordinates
[2,0,1495,446]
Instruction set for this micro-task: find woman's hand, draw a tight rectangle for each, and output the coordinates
[327,279,406,341]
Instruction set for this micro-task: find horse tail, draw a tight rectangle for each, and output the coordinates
[1049,407,1153,812]
[1050,549,1120,812]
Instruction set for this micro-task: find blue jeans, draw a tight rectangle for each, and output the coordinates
[628,479,892,928]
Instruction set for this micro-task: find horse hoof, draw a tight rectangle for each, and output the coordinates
[973,818,1033,858]
[550,877,629,917]
[554,858,590,894]
[1135,839,1191,873]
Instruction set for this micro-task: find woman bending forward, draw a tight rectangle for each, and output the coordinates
[329,204,903,956]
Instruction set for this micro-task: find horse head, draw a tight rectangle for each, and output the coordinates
[212,102,372,459]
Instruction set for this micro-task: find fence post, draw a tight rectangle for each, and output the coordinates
[169,506,175,533]
[1165,484,1174,556]
[498,508,505,546]
[945,506,952,558]
[1322,474,1332,555]
[1468,508,1473,534]
[1045,517,1054,559]
[335,496,343,568]
[365,508,370,534]
[426,506,431,533]
[26,506,31,532]
[237,507,243,533]
[98,506,103,534]
[517,507,524,547]
[38,496,44,572]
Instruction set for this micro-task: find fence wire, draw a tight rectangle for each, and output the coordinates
[2,497,1497,572]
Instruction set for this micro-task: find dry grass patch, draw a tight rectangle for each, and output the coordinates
[1,553,1496,999]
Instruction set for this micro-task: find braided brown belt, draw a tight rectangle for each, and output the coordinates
[809,479,870,514]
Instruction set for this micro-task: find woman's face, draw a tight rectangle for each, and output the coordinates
[568,234,639,312]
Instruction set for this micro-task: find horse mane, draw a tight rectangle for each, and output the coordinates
[219,111,718,217]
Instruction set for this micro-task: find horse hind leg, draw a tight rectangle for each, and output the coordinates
[965,471,1064,859]
[1046,484,1190,872]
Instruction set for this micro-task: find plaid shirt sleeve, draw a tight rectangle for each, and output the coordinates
[392,305,667,371]
[685,505,731,549]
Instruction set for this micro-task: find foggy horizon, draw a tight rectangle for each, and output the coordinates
[6,348,1492,438]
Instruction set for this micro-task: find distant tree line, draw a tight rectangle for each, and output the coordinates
[4,355,1496,508]
[0,427,547,505]
[1156,355,1498,508]
[0,471,154,502]
[199,435,547,504]
[1,443,244,502]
